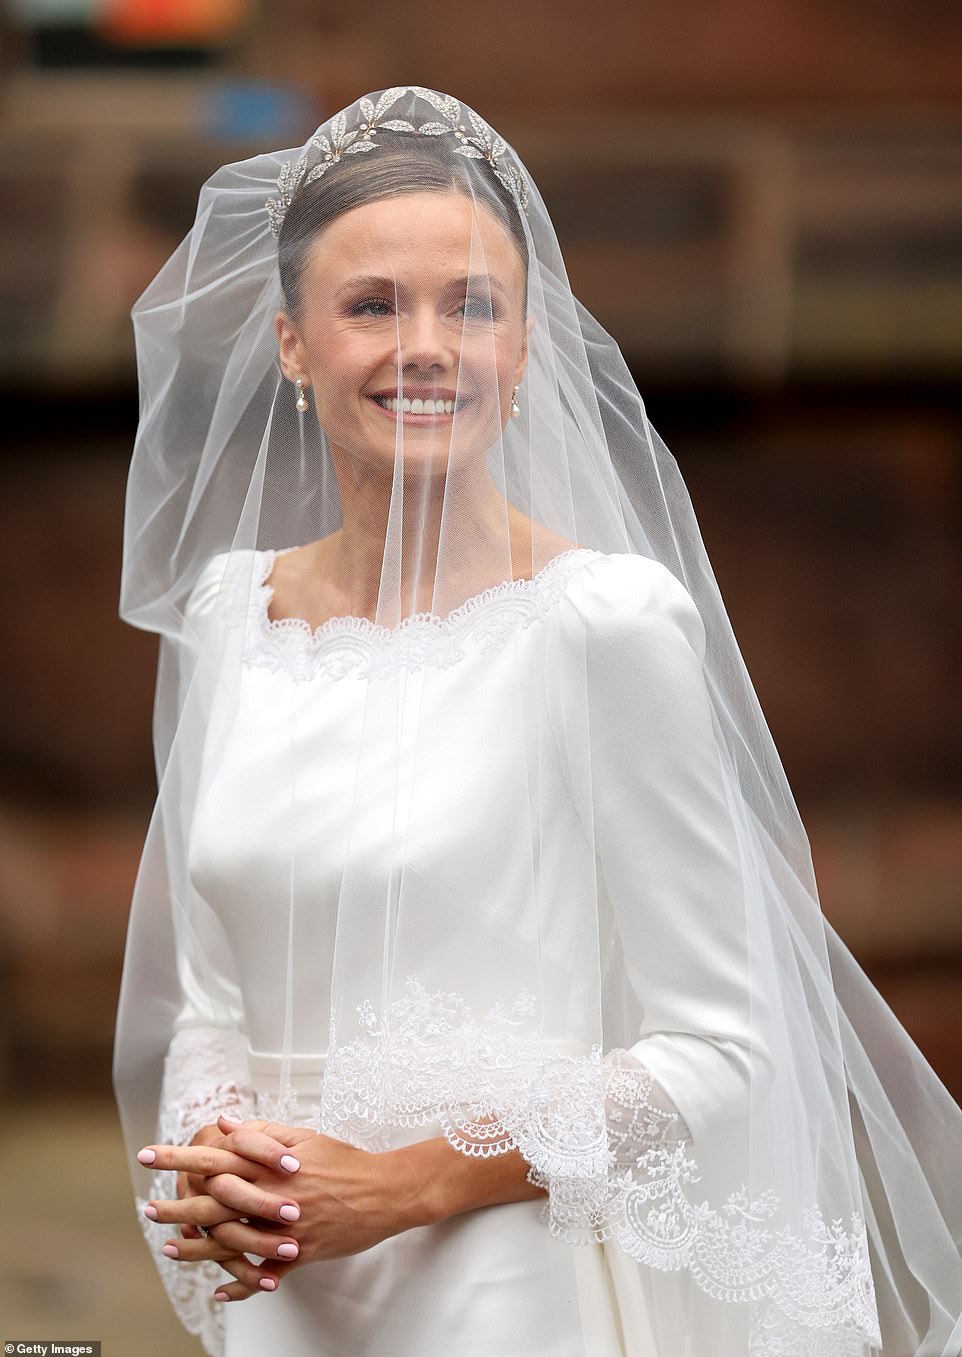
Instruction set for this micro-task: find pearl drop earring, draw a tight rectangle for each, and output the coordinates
[295,377,309,413]
[511,385,521,418]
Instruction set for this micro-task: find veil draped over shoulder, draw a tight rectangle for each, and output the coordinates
[114,87,962,1357]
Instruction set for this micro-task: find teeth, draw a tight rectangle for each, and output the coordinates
[375,396,456,415]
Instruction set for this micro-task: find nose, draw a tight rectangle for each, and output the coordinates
[396,305,452,373]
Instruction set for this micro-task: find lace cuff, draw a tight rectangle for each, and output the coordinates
[520,1045,693,1248]
[135,1023,257,1357]
[311,978,878,1352]
[516,1047,877,1353]
[155,1022,257,1147]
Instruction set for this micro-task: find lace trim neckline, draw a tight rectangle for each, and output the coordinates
[242,545,604,682]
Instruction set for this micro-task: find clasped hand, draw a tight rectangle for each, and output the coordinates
[138,1114,426,1302]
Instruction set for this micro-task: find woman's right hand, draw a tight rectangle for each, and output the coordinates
[151,1117,317,1297]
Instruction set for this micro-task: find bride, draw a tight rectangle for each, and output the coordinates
[115,87,962,1357]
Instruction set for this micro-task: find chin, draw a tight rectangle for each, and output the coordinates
[350,413,504,471]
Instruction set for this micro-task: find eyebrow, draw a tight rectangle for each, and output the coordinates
[333,272,510,301]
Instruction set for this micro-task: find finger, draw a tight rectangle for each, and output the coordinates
[145,1183,300,1229]
[201,1172,303,1225]
[160,1235,239,1265]
[137,1143,268,1181]
[165,1223,299,1263]
[214,1256,290,1302]
[144,1198,237,1231]
[180,1215,252,1240]
[203,1219,300,1262]
[216,1114,316,1150]
[178,1169,210,1202]
[183,1171,209,1199]
[212,1120,304,1175]
[197,1171,299,1224]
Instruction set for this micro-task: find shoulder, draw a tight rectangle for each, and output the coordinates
[182,547,267,633]
[559,551,706,660]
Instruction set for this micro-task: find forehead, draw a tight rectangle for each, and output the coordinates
[302,191,523,291]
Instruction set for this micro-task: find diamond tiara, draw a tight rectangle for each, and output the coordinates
[266,86,529,238]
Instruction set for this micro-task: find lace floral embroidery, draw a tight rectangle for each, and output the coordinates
[238,546,602,682]
[316,978,880,1353]
[135,1025,257,1357]
[143,983,881,1357]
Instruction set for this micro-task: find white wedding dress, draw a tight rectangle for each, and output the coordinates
[142,544,764,1357]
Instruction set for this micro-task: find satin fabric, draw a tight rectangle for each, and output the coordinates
[175,544,743,1355]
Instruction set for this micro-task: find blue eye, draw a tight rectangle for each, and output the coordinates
[460,295,495,320]
[350,298,393,317]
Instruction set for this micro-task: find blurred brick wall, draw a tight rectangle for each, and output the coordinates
[253,0,962,113]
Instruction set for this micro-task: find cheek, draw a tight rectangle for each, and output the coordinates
[307,330,376,404]
[312,324,360,364]
[458,326,524,390]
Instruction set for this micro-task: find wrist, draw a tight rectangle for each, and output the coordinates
[383,1134,545,1229]
[382,1140,451,1230]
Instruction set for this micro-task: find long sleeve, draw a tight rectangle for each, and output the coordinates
[133,554,259,1357]
[157,1021,255,1151]
[156,550,258,1146]
[547,552,771,1158]
[537,553,888,1349]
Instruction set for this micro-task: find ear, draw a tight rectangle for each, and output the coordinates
[514,313,534,387]
[275,309,307,382]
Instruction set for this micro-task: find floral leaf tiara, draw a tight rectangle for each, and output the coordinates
[266,86,529,238]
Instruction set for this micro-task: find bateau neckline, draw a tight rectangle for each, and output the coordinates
[255,543,603,644]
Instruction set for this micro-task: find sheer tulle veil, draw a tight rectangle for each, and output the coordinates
[114,86,962,1356]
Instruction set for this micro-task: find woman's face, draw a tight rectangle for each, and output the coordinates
[276,190,529,474]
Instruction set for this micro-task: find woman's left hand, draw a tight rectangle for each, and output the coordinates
[141,1114,429,1302]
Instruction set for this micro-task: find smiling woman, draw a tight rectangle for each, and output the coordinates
[269,187,535,622]
[115,87,962,1357]
[277,194,527,446]
[261,136,559,627]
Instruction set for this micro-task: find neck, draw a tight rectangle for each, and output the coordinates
[323,440,529,615]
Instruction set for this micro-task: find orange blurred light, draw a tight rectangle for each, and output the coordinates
[96,0,249,44]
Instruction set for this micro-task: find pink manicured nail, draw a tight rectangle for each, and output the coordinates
[278,1204,299,1222]
[276,1242,298,1259]
[280,1155,300,1173]
[143,1203,158,1220]
[162,1243,179,1259]
[137,1148,156,1165]
[259,1277,278,1291]
[221,1112,244,1123]
[213,1291,230,1302]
